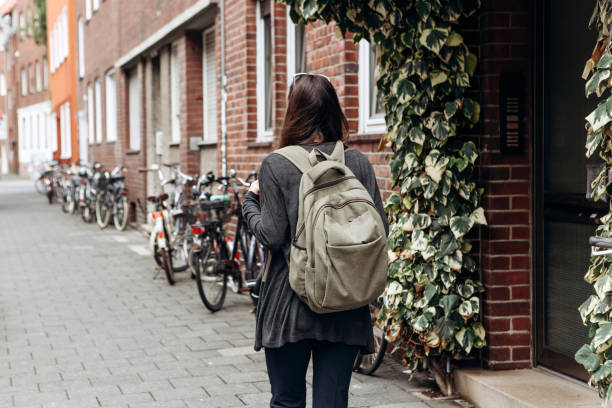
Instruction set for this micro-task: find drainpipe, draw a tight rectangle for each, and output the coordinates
[220,0,227,177]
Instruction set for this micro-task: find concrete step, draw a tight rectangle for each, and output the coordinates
[455,368,601,408]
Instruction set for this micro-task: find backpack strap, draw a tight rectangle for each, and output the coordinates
[273,146,312,174]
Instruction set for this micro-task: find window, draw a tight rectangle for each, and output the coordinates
[105,70,117,142]
[78,18,85,78]
[128,68,141,150]
[95,78,102,144]
[286,8,306,87]
[87,83,94,144]
[28,64,33,94]
[49,29,55,71]
[48,112,58,152]
[256,0,273,141]
[93,0,99,12]
[0,74,6,96]
[170,44,180,144]
[43,58,48,89]
[21,68,26,96]
[85,0,92,20]
[358,39,386,134]
[19,13,24,40]
[60,103,71,159]
[62,8,68,60]
[36,61,41,91]
[202,28,217,142]
[12,10,19,32]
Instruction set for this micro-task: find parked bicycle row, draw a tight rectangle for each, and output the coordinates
[34,160,387,376]
[35,160,130,230]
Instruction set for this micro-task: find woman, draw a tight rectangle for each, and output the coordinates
[242,73,388,408]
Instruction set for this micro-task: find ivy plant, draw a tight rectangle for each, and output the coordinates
[576,1,612,404]
[280,0,486,395]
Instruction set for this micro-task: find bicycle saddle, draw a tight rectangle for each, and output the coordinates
[147,193,168,202]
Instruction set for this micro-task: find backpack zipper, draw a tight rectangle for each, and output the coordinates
[303,176,357,199]
[310,198,377,268]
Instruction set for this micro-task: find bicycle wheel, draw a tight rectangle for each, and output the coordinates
[160,246,175,285]
[96,192,111,228]
[355,303,388,375]
[81,201,94,223]
[170,215,189,272]
[113,196,130,231]
[35,178,46,194]
[194,238,227,312]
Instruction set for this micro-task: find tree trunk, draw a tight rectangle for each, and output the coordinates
[429,357,454,396]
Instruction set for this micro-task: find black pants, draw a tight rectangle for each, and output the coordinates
[264,340,359,408]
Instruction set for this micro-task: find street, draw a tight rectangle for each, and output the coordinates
[0,177,466,408]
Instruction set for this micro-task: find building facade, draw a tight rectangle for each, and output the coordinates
[46,0,78,165]
[0,0,53,177]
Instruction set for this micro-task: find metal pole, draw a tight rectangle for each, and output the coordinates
[220,0,227,177]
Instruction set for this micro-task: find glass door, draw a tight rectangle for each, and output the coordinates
[536,0,603,380]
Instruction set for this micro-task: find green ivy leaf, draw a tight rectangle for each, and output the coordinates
[455,326,476,354]
[450,216,474,239]
[466,52,478,76]
[430,70,448,87]
[446,31,463,47]
[439,294,460,316]
[409,126,426,145]
[594,323,612,349]
[419,27,450,55]
[444,101,459,120]
[580,295,600,324]
[586,131,603,158]
[597,53,612,69]
[460,141,479,163]
[470,207,487,226]
[586,69,611,98]
[594,362,612,382]
[575,344,601,372]
[463,98,481,123]
[415,0,431,20]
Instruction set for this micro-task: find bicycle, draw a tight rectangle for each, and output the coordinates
[192,170,265,312]
[140,164,192,285]
[95,165,129,230]
[353,297,389,375]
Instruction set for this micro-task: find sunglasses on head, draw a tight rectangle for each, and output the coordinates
[292,72,331,88]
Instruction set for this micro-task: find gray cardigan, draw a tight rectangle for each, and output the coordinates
[242,142,388,353]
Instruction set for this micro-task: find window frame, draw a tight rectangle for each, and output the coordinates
[256,0,274,142]
[128,68,141,151]
[358,39,386,135]
[169,43,180,145]
[43,57,48,89]
[87,83,94,144]
[85,0,92,20]
[286,7,306,88]
[94,78,103,144]
[105,70,117,142]
[93,0,99,12]
[78,18,85,78]
[36,60,41,91]
[202,27,217,142]
[20,67,26,96]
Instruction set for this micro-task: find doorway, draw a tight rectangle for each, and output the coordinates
[535,0,604,380]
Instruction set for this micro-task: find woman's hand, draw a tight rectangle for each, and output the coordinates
[249,180,260,195]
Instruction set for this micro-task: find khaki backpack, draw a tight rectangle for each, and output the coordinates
[274,141,388,314]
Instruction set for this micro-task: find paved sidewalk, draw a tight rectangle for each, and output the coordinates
[0,178,468,408]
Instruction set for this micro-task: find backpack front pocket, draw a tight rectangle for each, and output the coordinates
[322,236,386,310]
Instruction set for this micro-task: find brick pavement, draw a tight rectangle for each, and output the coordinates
[0,178,470,408]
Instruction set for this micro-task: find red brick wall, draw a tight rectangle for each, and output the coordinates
[76,0,121,169]
[478,0,532,369]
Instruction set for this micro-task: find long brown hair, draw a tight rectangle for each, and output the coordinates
[279,74,349,148]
